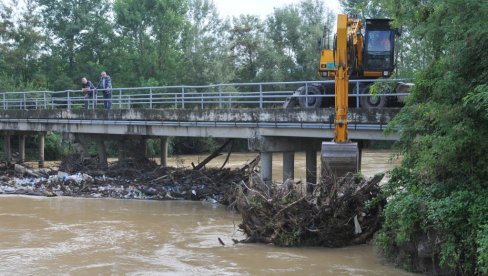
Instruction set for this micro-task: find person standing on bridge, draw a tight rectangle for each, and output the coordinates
[97,71,112,110]
[81,77,96,109]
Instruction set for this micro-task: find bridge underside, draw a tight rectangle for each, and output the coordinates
[0,108,400,183]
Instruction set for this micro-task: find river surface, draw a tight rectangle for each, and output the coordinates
[1,150,410,275]
[168,149,402,181]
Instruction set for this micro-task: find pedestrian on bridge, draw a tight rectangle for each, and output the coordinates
[81,77,96,109]
[97,71,112,110]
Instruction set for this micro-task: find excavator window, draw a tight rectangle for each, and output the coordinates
[367,31,391,52]
[363,19,395,73]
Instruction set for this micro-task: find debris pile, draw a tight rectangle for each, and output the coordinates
[0,156,253,203]
[234,165,386,247]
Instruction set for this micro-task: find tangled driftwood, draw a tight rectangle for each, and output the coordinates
[234,164,386,247]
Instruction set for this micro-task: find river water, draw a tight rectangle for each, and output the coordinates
[1,150,410,275]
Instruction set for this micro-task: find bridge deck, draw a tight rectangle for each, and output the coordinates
[0,108,399,141]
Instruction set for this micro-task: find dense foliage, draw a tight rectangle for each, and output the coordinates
[0,0,334,90]
[359,0,488,274]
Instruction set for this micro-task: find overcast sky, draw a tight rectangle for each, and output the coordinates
[212,0,341,19]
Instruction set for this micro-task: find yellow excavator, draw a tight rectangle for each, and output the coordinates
[284,14,406,110]
[320,14,403,176]
[321,14,361,177]
[283,13,409,176]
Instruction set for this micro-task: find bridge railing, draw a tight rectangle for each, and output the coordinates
[0,79,410,110]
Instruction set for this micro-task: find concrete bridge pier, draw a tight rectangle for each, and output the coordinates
[283,152,294,182]
[249,136,321,187]
[94,136,108,168]
[118,139,127,162]
[38,133,45,168]
[72,134,91,159]
[306,150,317,193]
[160,137,169,167]
[4,134,11,164]
[261,152,273,184]
[18,135,25,163]
[139,137,148,160]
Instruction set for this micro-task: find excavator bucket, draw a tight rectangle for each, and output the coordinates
[321,142,359,177]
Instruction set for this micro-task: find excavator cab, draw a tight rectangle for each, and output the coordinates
[363,19,395,77]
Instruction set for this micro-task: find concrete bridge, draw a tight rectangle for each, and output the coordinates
[0,80,404,183]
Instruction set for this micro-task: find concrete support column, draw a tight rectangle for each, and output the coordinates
[160,137,169,167]
[4,134,11,164]
[72,133,91,158]
[140,137,148,159]
[118,139,126,162]
[306,150,317,193]
[283,151,295,182]
[38,133,45,168]
[358,140,366,172]
[261,152,273,184]
[95,138,108,168]
[18,135,26,163]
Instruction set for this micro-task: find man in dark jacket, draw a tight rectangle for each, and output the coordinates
[97,71,112,109]
[81,77,96,109]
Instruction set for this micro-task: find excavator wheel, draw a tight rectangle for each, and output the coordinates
[360,84,386,108]
[298,85,323,108]
[321,142,359,177]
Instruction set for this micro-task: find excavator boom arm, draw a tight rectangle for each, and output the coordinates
[321,14,359,177]
[334,14,349,143]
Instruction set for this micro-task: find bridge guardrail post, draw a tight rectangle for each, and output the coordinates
[67,91,71,110]
[259,84,263,108]
[218,85,222,108]
[229,91,232,108]
[43,92,47,109]
[181,87,185,109]
[23,94,26,109]
[174,91,178,108]
[119,89,122,109]
[2,93,5,110]
[356,81,360,108]
[149,88,153,109]
[305,83,309,106]
[201,92,204,109]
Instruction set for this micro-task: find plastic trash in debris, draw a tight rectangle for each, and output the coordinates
[57,171,69,180]
[11,177,45,186]
[203,196,218,204]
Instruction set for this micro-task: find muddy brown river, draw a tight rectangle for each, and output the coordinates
[1,150,411,275]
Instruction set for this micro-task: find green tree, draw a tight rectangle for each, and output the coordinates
[35,0,114,89]
[0,0,46,90]
[375,0,488,274]
[113,0,189,86]
[180,0,234,84]
[263,0,333,81]
[339,0,387,19]
[229,15,264,82]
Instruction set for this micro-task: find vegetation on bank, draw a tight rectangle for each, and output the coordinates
[353,0,488,274]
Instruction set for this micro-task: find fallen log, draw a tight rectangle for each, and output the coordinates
[193,139,233,170]
[14,164,41,178]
